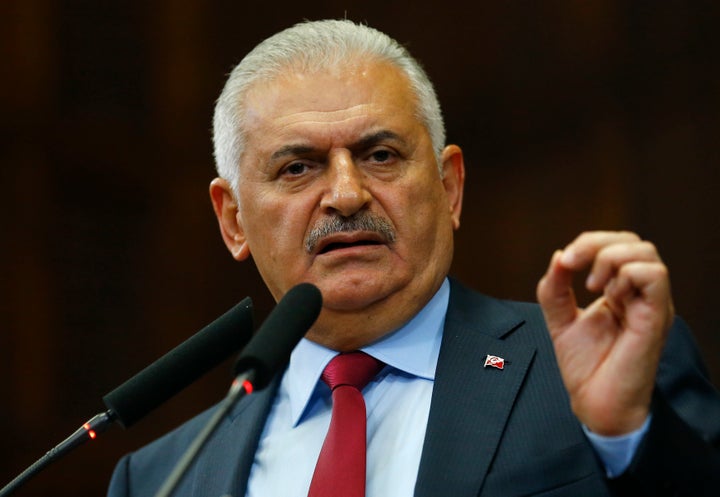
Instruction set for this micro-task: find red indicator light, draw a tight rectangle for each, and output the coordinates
[83,423,97,440]
[242,380,254,394]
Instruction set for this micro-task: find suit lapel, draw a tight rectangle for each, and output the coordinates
[415,281,537,497]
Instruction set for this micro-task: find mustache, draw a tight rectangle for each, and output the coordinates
[305,212,396,253]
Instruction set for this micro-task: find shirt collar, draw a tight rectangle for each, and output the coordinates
[284,278,450,426]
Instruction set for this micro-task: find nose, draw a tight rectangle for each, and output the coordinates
[320,150,372,217]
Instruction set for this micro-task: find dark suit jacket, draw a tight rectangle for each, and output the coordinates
[108,280,720,496]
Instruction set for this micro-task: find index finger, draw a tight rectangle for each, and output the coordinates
[537,249,580,335]
[559,231,641,271]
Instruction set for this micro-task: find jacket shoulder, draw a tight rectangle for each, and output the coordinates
[107,405,219,496]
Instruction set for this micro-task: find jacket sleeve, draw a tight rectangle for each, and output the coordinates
[610,317,720,496]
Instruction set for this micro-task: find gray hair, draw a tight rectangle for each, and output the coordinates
[212,19,446,195]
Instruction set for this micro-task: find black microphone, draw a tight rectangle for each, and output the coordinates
[104,296,254,427]
[0,297,254,497]
[153,283,323,497]
[234,282,323,389]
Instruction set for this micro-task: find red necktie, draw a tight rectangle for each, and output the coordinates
[308,352,384,497]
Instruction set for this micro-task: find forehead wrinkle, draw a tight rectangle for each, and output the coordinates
[247,110,374,167]
[273,103,373,127]
[266,110,382,156]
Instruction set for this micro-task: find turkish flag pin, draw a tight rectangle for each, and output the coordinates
[484,354,505,370]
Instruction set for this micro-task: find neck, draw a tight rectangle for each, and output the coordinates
[304,278,445,351]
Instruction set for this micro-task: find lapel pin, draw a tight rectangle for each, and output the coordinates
[484,354,505,370]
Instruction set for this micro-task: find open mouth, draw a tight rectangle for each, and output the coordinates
[318,239,383,254]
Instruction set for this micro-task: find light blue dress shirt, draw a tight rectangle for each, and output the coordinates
[246,279,647,496]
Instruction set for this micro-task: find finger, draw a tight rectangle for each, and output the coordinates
[560,231,641,271]
[537,250,580,335]
[586,240,661,292]
[604,261,674,327]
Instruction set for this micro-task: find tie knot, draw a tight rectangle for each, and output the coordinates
[321,352,384,391]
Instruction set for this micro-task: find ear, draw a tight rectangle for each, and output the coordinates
[209,178,251,261]
[440,144,465,230]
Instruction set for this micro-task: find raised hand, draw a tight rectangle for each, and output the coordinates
[536,231,675,435]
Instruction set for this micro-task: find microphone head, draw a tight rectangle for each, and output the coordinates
[103,297,254,428]
[234,283,322,389]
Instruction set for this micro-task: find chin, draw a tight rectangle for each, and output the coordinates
[315,275,398,308]
[320,289,386,312]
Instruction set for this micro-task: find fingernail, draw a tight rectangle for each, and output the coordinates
[559,249,574,266]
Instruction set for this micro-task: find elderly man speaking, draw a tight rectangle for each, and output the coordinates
[108,19,720,497]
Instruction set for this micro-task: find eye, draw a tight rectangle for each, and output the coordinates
[367,148,397,164]
[370,150,391,162]
[283,161,309,176]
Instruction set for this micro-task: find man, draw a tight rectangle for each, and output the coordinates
[108,19,720,496]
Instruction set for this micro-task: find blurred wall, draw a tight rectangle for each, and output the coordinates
[1,1,718,495]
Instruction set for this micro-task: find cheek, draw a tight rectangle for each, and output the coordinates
[382,180,448,248]
[241,195,314,258]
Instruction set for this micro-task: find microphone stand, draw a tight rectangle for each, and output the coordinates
[0,411,115,497]
[152,372,254,497]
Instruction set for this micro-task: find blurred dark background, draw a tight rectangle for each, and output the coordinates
[1,1,718,495]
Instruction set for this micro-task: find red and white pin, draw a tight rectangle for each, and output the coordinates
[484,354,505,370]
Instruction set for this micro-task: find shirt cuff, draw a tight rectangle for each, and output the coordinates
[582,414,652,478]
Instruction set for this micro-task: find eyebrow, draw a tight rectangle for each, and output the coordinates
[269,130,406,162]
[351,130,406,152]
[270,144,316,163]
